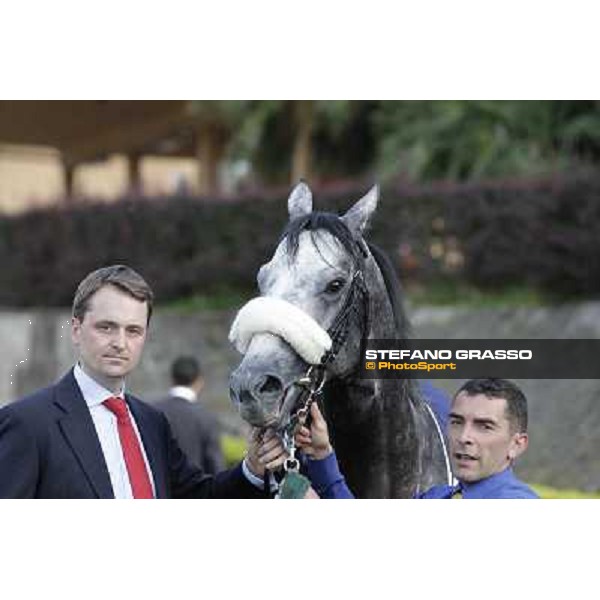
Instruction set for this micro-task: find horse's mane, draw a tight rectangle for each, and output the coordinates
[283,211,363,265]
[367,242,412,342]
[366,241,421,405]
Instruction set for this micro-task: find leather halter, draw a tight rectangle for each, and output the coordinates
[282,239,370,442]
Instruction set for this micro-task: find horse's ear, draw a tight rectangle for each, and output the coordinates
[341,185,379,235]
[288,181,313,221]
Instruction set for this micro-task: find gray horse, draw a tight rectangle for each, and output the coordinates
[229,183,451,498]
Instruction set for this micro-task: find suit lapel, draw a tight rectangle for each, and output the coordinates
[54,371,114,499]
[127,397,167,499]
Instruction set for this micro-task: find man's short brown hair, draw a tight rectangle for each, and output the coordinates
[72,265,154,324]
[455,378,528,433]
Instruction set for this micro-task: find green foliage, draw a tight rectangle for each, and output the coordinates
[220,434,247,468]
[374,101,600,182]
[243,101,294,183]
[312,101,379,177]
[225,100,285,164]
[188,101,600,186]
[205,101,378,184]
[189,101,250,127]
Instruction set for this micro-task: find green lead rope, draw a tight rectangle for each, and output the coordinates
[278,471,312,499]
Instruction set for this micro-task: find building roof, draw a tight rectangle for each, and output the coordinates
[0,100,195,163]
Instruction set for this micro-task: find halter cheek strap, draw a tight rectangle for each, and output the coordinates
[323,269,369,368]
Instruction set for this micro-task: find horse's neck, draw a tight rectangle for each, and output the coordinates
[324,259,423,497]
[325,376,420,498]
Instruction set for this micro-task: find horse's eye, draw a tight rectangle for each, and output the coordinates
[325,279,346,294]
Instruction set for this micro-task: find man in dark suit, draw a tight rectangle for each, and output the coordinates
[0,265,285,498]
[154,356,225,475]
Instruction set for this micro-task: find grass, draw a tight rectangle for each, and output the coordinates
[530,483,600,499]
[405,280,550,308]
[159,288,253,312]
[159,281,556,315]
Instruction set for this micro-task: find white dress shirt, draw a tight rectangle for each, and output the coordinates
[73,363,156,499]
[168,385,197,402]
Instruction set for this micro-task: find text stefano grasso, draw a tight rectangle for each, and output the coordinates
[365,349,533,361]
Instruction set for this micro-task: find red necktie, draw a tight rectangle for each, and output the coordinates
[103,397,154,499]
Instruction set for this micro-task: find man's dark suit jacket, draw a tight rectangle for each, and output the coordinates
[0,369,264,499]
[153,394,224,476]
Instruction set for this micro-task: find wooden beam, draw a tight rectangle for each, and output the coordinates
[0,101,191,163]
[63,112,191,164]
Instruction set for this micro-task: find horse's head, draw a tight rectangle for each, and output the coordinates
[229,182,379,430]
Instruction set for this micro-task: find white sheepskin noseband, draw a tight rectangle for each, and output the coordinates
[229,296,332,365]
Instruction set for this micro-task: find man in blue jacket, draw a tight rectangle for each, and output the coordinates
[299,378,539,499]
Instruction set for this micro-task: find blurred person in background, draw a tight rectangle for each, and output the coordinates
[154,356,224,476]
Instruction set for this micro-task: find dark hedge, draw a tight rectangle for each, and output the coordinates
[0,174,599,307]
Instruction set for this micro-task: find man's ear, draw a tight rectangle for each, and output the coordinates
[508,432,529,461]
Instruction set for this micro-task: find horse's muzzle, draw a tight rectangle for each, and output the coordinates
[229,366,287,427]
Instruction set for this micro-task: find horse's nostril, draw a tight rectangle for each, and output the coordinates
[257,374,283,396]
[238,390,255,405]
